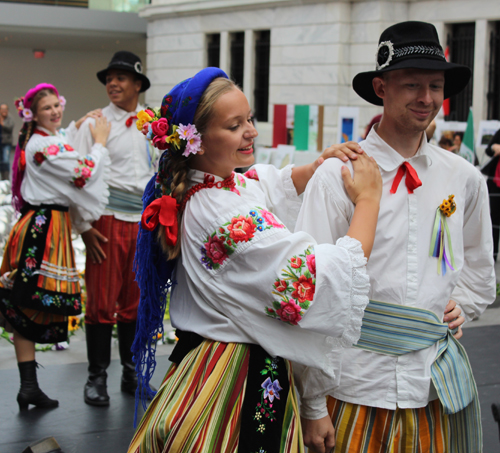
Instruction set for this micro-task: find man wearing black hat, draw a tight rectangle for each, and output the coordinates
[73,51,155,406]
[296,22,495,452]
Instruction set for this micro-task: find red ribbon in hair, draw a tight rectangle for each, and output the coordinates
[141,195,179,246]
[390,162,422,194]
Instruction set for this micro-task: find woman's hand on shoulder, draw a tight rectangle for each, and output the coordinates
[89,116,111,146]
[341,152,382,205]
[312,141,364,172]
[75,109,102,130]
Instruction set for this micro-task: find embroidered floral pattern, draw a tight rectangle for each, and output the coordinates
[254,357,281,433]
[32,291,81,310]
[236,173,247,188]
[71,156,95,188]
[33,143,74,166]
[267,245,315,325]
[23,247,38,277]
[200,208,286,270]
[244,168,259,181]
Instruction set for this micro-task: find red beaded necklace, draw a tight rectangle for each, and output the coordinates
[179,172,236,212]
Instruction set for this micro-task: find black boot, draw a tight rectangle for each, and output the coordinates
[117,321,138,396]
[17,360,59,411]
[84,323,112,406]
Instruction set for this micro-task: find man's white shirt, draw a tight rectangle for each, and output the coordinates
[72,102,155,231]
[295,127,496,418]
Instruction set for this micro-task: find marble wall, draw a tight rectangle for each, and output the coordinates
[142,0,500,146]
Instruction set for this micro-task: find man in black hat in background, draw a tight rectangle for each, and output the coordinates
[295,22,495,452]
[73,51,155,406]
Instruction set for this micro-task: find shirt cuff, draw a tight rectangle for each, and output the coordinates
[300,396,329,420]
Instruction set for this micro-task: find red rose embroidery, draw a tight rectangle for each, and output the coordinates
[84,158,95,168]
[73,176,86,188]
[276,300,302,325]
[227,215,256,243]
[151,118,169,137]
[243,169,259,181]
[63,144,74,151]
[34,151,45,164]
[25,257,37,269]
[205,235,228,265]
[290,257,302,269]
[306,254,316,275]
[291,275,315,303]
[274,280,288,292]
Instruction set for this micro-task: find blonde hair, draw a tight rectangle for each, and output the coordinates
[159,77,239,260]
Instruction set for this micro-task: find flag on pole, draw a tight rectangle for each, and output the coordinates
[442,46,450,117]
[458,108,475,164]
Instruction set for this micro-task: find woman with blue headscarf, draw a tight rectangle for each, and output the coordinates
[129,68,381,452]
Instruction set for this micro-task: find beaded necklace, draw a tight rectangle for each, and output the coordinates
[179,172,236,212]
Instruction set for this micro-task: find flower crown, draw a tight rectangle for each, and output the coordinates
[14,95,66,123]
[136,108,202,157]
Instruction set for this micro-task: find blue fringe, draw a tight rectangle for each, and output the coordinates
[132,175,177,427]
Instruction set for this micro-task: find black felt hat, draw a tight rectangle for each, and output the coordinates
[352,21,471,106]
[97,51,150,92]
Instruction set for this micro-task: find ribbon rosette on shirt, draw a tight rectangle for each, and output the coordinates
[140,195,179,246]
[429,195,456,275]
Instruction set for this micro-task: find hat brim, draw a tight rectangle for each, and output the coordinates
[97,64,151,92]
[353,58,471,106]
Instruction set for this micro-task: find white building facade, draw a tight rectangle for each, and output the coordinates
[140,0,500,147]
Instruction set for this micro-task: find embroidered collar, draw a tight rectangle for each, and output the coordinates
[34,126,56,136]
[364,126,432,172]
[107,101,143,122]
[187,168,234,187]
[181,170,236,212]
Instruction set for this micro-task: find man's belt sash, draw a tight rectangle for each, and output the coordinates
[106,187,143,215]
[355,300,481,452]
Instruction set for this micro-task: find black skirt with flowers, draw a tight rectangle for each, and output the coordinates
[0,204,82,343]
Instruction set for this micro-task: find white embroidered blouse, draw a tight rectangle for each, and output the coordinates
[21,125,110,233]
[169,164,371,377]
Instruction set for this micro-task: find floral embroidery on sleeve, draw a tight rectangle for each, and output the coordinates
[244,168,260,181]
[200,207,286,270]
[33,143,74,166]
[70,156,95,188]
[266,245,316,325]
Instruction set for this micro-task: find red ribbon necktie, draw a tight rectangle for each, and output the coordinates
[125,115,138,128]
[141,195,179,246]
[390,162,422,194]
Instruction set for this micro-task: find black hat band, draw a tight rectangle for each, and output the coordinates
[376,40,445,70]
[110,60,143,74]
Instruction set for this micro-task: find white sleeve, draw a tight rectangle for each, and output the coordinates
[24,136,110,227]
[71,117,101,158]
[182,192,370,379]
[450,170,496,321]
[294,160,356,418]
[243,164,303,231]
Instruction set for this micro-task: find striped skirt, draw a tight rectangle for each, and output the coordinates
[327,397,450,453]
[0,204,82,343]
[128,340,304,453]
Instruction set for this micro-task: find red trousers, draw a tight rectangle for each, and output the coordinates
[85,216,140,325]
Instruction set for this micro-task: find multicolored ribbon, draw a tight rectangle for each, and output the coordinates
[429,195,456,275]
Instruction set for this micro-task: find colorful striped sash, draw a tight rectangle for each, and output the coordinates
[355,300,482,452]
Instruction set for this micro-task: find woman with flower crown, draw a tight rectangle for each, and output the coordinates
[0,83,111,411]
[128,68,382,453]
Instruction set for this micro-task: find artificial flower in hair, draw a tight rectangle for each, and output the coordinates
[136,109,202,158]
[22,108,33,123]
[59,96,66,111]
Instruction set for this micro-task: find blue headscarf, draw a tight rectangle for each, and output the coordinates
[132,67,228,425]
